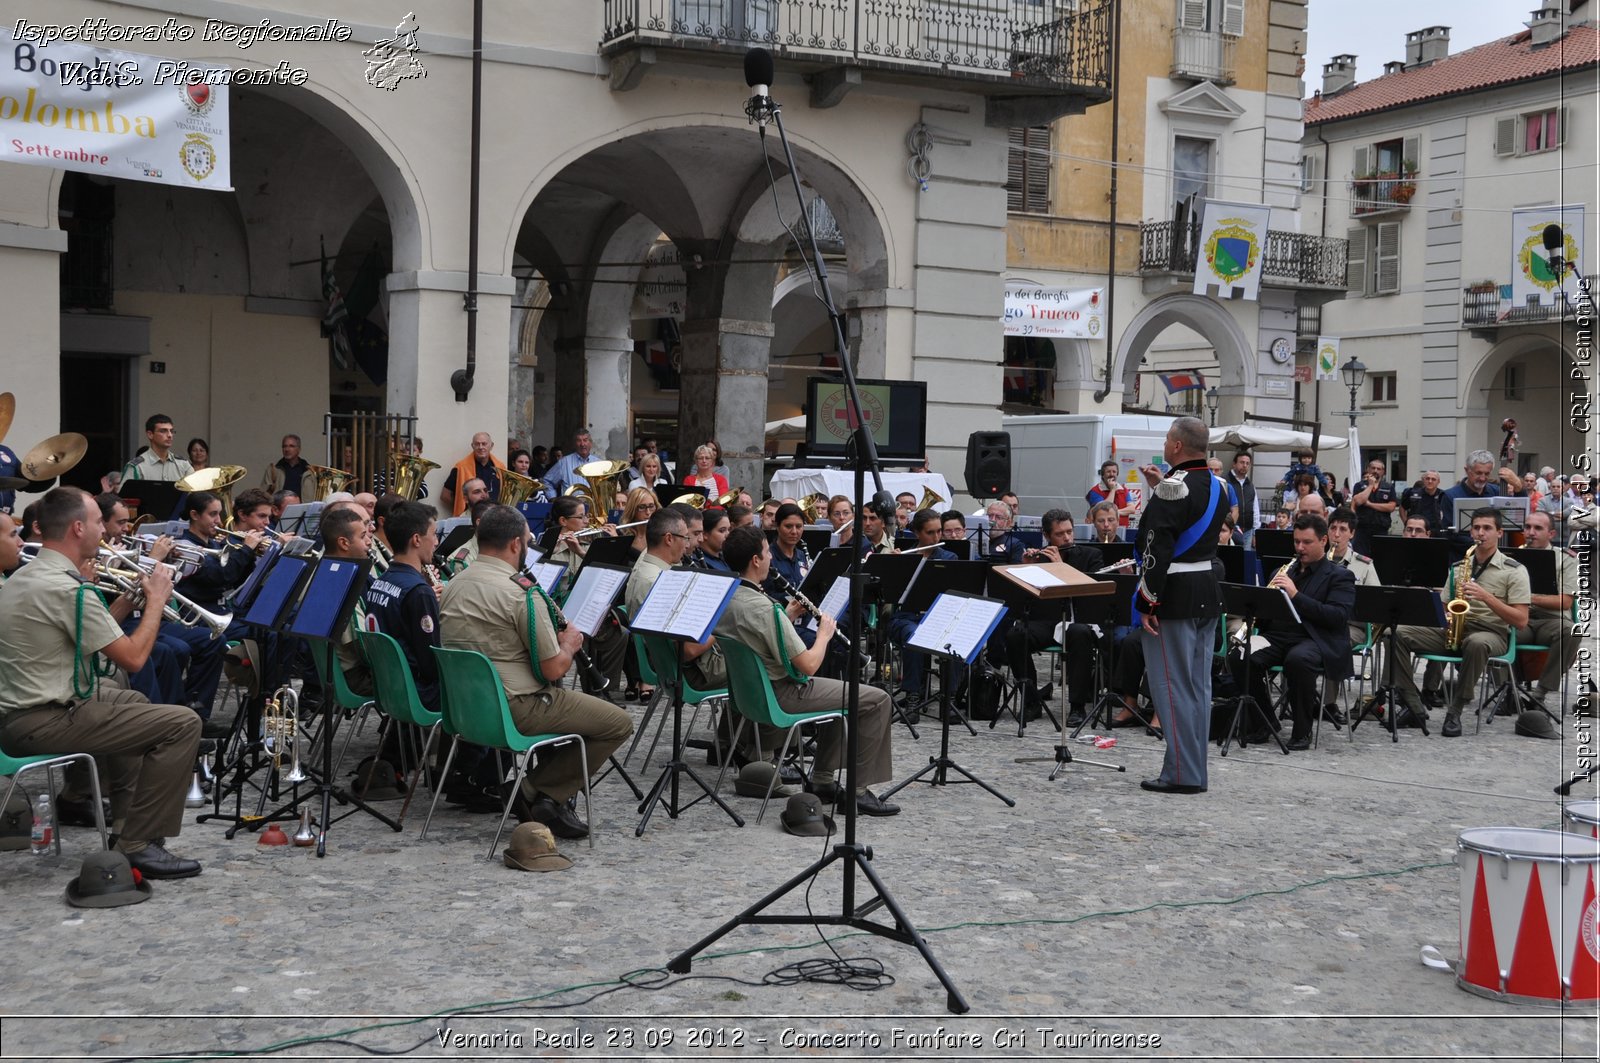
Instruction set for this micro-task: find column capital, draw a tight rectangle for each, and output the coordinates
[680,317,775,339]
[385,270,518,297]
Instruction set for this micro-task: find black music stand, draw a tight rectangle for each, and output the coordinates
[800,528,833,559]
[899,560,991,732]
[629,568,743,835]
[1216,583,1294,757]
[1369,535,1454,589]
[881,592,1013,806]
[797,545,853,605]
[861,550,925,704]
[982,567,1066,737]
[655,483,708,508]
[118,480,181,523]
[1348,585,1444,742]
[1067,574,1145,737]
[577,533,636,572]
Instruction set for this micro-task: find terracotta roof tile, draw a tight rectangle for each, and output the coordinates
[1305,24,1599,125]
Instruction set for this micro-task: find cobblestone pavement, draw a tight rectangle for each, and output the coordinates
[2,683,1598,1060]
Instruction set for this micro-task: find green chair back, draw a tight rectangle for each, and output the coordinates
[356,630,441,729]
[638,632,726,705]
[431,646,543,752]
[718,637,840,730]
[313,640,373,711]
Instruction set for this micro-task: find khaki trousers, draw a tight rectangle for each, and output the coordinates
[772,677,893,789]
[507,687,633,803]
[1524,615,1582,693]
[0,688,200,850]
[1393,624,1508,717]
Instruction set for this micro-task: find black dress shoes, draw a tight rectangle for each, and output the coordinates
[124,842,203,880]
[852,789,901,816]
[1321,703,1346,729]
[1441,715,1463,738]
[809,780,840,803]
[1287,734,1312,751]
[1139,778,1207,794]
[528,794,589,839]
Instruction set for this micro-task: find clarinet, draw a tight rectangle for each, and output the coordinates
[520,574,610,693]
[769,571,851,648]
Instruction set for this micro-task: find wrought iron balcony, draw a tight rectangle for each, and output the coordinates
[1462,277,1597,329]
[1170,27,1236,84]
[1349,175,1416,217]
[601,0,1112,102]
[1139,220,1350,290]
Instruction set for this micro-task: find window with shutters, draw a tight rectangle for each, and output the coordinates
[1368,372,1397,405]
[1347,223,1401,296]
[1350,135,1419,215]
[1300,153,1322,194]
[1493,109,1566,157]
[1171,0,1241,82]
[1007,126,1051,214]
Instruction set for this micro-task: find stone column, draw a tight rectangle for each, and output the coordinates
[0,225,66,457]
[584,334,634,461]
[677,316,774,493]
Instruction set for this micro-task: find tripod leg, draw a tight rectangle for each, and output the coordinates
[850,855,972,1015]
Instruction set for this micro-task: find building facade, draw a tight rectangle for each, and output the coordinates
[1,0,1113,499]
[1302,2,1598,483]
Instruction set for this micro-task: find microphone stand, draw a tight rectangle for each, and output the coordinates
[668,84,970,1014]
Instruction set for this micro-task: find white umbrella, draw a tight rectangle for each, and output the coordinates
[1207,424,1350,452]
[764,415,807,443]
[1346,424,1363,496]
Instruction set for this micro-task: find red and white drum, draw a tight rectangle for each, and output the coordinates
[1457,827,1600,1004]
[1564,800,1600,840]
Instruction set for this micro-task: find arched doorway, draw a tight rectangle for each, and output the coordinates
[1112,293,1255,420]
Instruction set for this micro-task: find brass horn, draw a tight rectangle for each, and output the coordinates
[176,464,248,522]
[916,485,947,512]
[671,491,708,510]
[388,452,440,501]
[715,486,744,508]
[499,467,544,506]
[799,492,829,524]
[305,463,354,501]
[570,459,630,527]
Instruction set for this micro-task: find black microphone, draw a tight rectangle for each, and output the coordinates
[1543,223,1568,277]
[743,47,775,127]
[1543,223,1564,252]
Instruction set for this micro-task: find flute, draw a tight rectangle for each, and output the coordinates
[1092,557,1137,575]
[769,572,851,648]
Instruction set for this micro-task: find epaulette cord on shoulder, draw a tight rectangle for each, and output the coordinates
[510,572,535,589]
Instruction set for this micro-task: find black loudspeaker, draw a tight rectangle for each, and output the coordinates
[964,431,1011,499]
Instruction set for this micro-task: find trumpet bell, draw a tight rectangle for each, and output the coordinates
[499,468,544,506]
[389,452,441,501]
[671,491,708,510]
[916,485,947,512]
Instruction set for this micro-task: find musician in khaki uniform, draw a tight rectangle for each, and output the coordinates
[1391,509,1530,736]
[120,414,193,483]
[440,504,632,839]
[715,526,899,816]
[1521,509,1580,706]
[0,488,202,878]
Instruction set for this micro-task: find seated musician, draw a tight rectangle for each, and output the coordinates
[95,492,190,712]
[698,507,733,573]
[0,511,20,577]
[1521,509,1579,710]
[1234,514,1355,749]
[983,500,1026,562]
[443,499,495,577]
[1390,508,1529,737]
[625,508,726,688]
[717,525,898,816]
[859,504,895,555]
[1003,508,1103,722]
[888,509,959,707]
[941,509,967,543]
[316,503,377,697]
[766,503,812,590]
[1088,500,1122,545]
[372,492,408,571]
[540,495,599,595]
[169,491,265,725]
[0,487,203,879]
[440,504,633,839]
[826,495,853,547]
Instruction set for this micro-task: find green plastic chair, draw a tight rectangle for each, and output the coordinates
[312,640,378,780]
[355,630,443,826]
[635,632,731,769]
[1418,628,1519,733]
[715,638,847,823]
[0,744,107,854]
[423,646,592,857]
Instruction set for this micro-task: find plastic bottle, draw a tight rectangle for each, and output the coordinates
[30,793,53,854]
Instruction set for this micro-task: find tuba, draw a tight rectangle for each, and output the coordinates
[799,492,829,524]
[499,467,544,506]
[176,465,247,522]
[389,452,440,501]
[564,459,630,527]
[916,485,947,512]
[305,463,354,501]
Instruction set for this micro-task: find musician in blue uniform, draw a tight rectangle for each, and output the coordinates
[1134,417,1228,794]
[361,501,441,710]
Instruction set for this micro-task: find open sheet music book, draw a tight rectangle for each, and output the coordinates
[907,592,1008,664]
[631,569,739,642]
[560,563,630,637]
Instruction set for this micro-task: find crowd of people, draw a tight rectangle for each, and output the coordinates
[0,412,1590,888]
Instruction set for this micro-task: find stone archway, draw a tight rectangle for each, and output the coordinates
[1461,332,1581,473]
[1113,293,1256,399]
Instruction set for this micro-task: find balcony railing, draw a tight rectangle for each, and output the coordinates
[1462,277,1597,328]
[601,0,1113,91]
[1170,27,1236,83]
[1139,220,1350,290]
[1350,176,1416,216]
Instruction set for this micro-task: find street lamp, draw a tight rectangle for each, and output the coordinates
[1339,357,1366,428]
[1205,386,1219,426]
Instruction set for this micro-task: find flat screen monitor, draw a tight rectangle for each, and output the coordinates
[241,555,312,629]
[288,556,372,642]
[804,376,927,461]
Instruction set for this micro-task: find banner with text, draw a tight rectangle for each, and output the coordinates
[1002,284,1105,339]
[1192,200,1271,301]
[1510,204,1584,307]
[1314,336,1340,381]
[0,27,232,190]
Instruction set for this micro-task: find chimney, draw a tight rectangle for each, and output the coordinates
[1383,60,1406,76]
[1527,6,1566,46]
[1405,26,1450,68]
[1322,54,1357,95]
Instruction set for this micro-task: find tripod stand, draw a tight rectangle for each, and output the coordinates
[1347,585,1442,741]
[881,596,1014,806]
[1216,584,1292,756]
[669,59,968,1013]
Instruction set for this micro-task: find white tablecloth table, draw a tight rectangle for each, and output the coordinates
[768,469,953,506]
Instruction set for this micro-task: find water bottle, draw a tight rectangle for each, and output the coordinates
[30,793,53,854]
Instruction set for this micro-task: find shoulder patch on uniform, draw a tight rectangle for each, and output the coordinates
[1355,552,1371,563]
[510,573,535,589]
[420,615,435,634]
[1155,473,1189,501]
[1501,555,1523,569]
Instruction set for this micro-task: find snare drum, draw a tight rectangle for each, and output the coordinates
[1457,827,1600,1004]
[1565,800,1600,839]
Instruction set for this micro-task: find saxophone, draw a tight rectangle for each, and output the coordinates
[1444,548,1482,651]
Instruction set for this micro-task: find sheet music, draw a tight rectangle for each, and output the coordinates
[632,568,735,641]
[908,593,1007,662]
[815,574,851,631]
[529,561,565,596]
[1007,564,1067,589]
[561,565,628,637]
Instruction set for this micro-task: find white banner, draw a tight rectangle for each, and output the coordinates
[0,27,231,190]
[1192,200,1271,301]
[1511,204,1584,307]
[1314,336,1340,381]
[1002,284,1105,339]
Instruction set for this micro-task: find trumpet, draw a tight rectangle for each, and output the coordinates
[92,554,233,640]
[263,680,309,785]
[768,572,851,648]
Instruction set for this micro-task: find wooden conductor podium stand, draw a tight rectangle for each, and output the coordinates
[994,562,1126,780]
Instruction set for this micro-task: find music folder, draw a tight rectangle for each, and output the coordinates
[241,554,312,630]
[287,556,373,642]
[907,592,1008,665]
[631,568,738,643]
[560,563,630,638]
[1502,547,1558,596]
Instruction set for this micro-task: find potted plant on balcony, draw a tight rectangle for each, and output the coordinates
[1349,160,1419,210]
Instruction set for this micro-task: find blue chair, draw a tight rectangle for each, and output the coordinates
[0,744,108,855]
